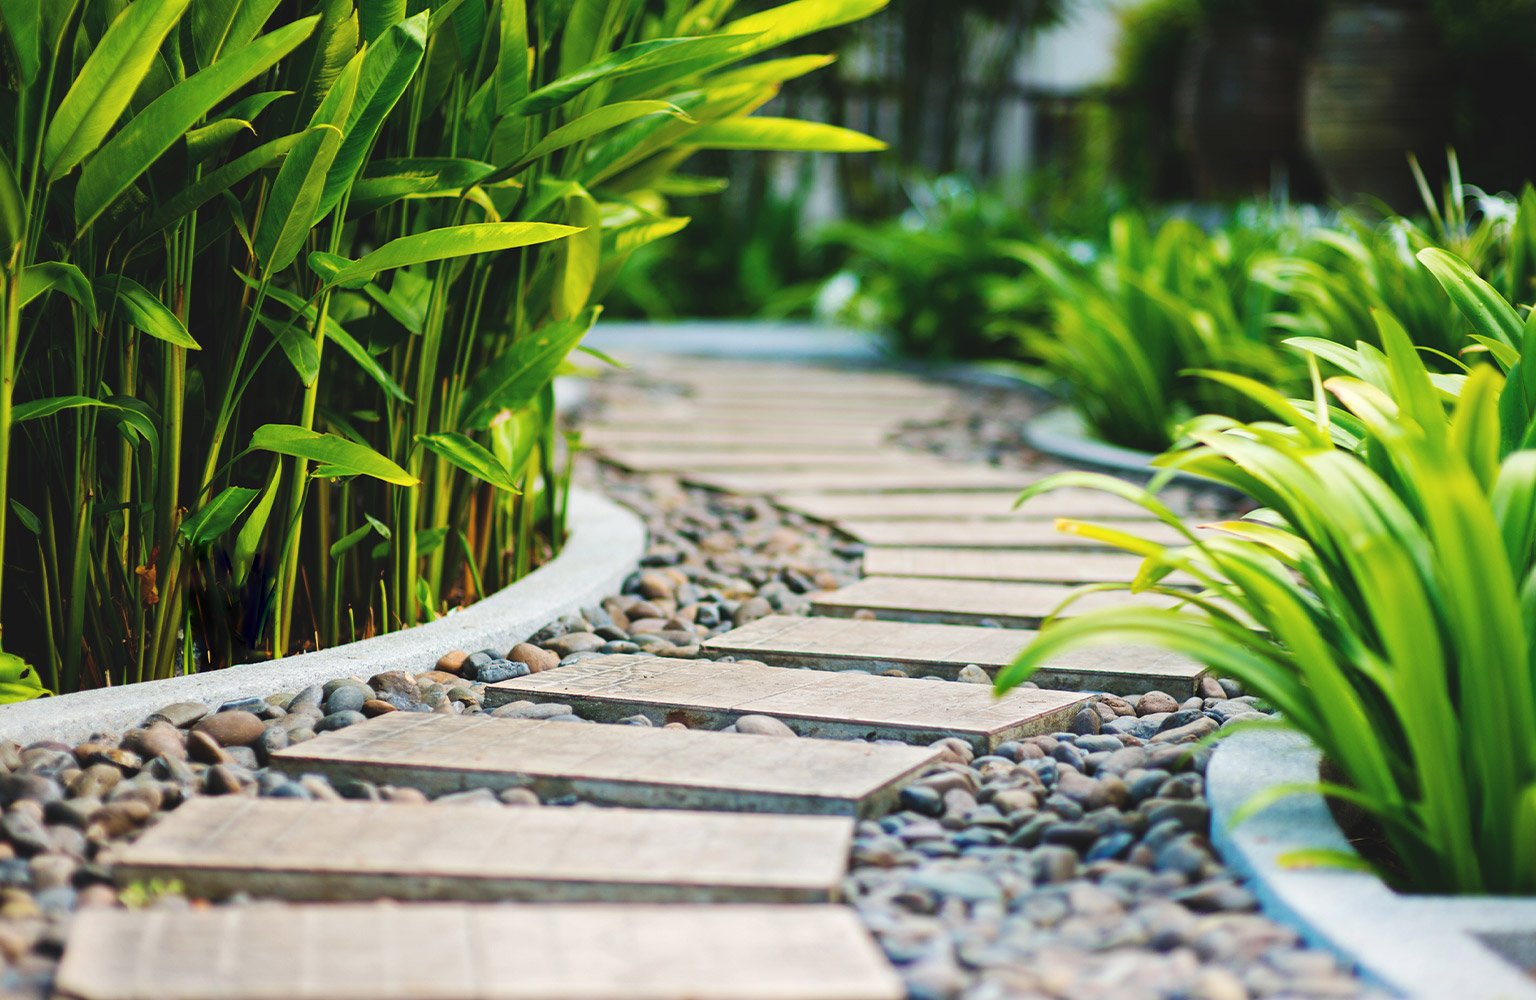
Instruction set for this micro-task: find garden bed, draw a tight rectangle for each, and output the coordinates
[1208,728,1536,999]
[0,489,645,748]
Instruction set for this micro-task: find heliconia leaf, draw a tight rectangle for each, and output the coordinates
[321,222,580,287]
[184,118,256,163]
[133,129,307,241]
[249,424,418,485]
[179,486,261,548]
[462,308,599,428]
[9,500,39,536]
[43,0,195,181]
[191,0,282,68]
[315,11,428,222]
[0,151,22,251]
[95,275,200,349]
[0,0,41,86]
[684,116,885,152]
[19,262,96,322]
[254,52,360,273]
[416,432,520,493]
[500,101,691,177]
[0,653,47,702]
[329,522,373,558]
[513,35,752,116]
[552,188,601,320]
[359,0,406,42]
[233,462,282,586]
[721,0,888,59]
[326,320,411,402]
[75,15,319,233]
[708,54,837,87]
[612,216,690,255]
[12,395,114,423]
[255,314,320,386]
[495,0,529,110]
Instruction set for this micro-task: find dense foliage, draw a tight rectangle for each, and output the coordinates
[0,0,887,694]
[995,243,1536,895]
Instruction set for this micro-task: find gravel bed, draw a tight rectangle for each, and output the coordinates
[0,371,1373,1000]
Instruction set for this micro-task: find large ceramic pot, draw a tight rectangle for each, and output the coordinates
[1176,23,1309,201]
[1302,0,1449,209]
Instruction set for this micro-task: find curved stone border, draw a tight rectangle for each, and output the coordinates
[1021,406,1241,497]
[0,488,646,747]
[1207,728,1536,1000]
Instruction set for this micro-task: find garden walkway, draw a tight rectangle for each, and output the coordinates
[57,357,1213,1000]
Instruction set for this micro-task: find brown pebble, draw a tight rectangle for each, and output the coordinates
[929,737,975,765]
[122,722,187,762]
[1137,691,1180,716]
[192,710,265,748]
[436,649,470,674]
[361,699,398,717]
[415,670,460,686]
[186,731,231,765]
[507,642,559,673]
[368,671,418,698]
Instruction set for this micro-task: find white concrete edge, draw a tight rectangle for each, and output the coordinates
[1207,727,1536,1000]
[1022,406,1242,497]
[0,488,646,748]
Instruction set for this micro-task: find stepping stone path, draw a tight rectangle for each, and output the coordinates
[116,796,855,903]
[812,575,1193,628]
[601,447,933,473]
[686,467,1025,494]
[860,546,1195,585]
[585,425,891,449]
[66,357,1236,999]
[273,713,940,816]
[774,487,1158,521]
[704,614,1208,694]
[835,517,1193,548]
[483,654,1090,750]
[60,904,904,1000]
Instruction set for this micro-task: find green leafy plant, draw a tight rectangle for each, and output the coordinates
[820,177,1044,361]
[0,0,888,694]
[995,289,1536,893]
[1001,208,1302,451]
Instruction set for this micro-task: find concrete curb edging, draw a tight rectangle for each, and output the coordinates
[1020,406,1171,479]
[0,488,646,748]
[1022,406,1241,497]
[1207,728,1536,1000]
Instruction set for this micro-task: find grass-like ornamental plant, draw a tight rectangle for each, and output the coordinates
[995,309,1536,894]
[0,0,888,695]
[1001,209,1302,452]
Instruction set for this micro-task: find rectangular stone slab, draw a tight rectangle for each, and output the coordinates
[485,654,1089,751]
[583,426,889,449]
[704,615,1208,695]
[114,796,854,904]
[273,713,940,817]
[688,467,1025,495]
[861,547,1197,586]
[598,448,923,473]
[57,903,905,1000]
[774,488,1159,521]
[593,408,915,430]
[835,518,1191,548]
[811,576,1191,628]
[599,399,951,419]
